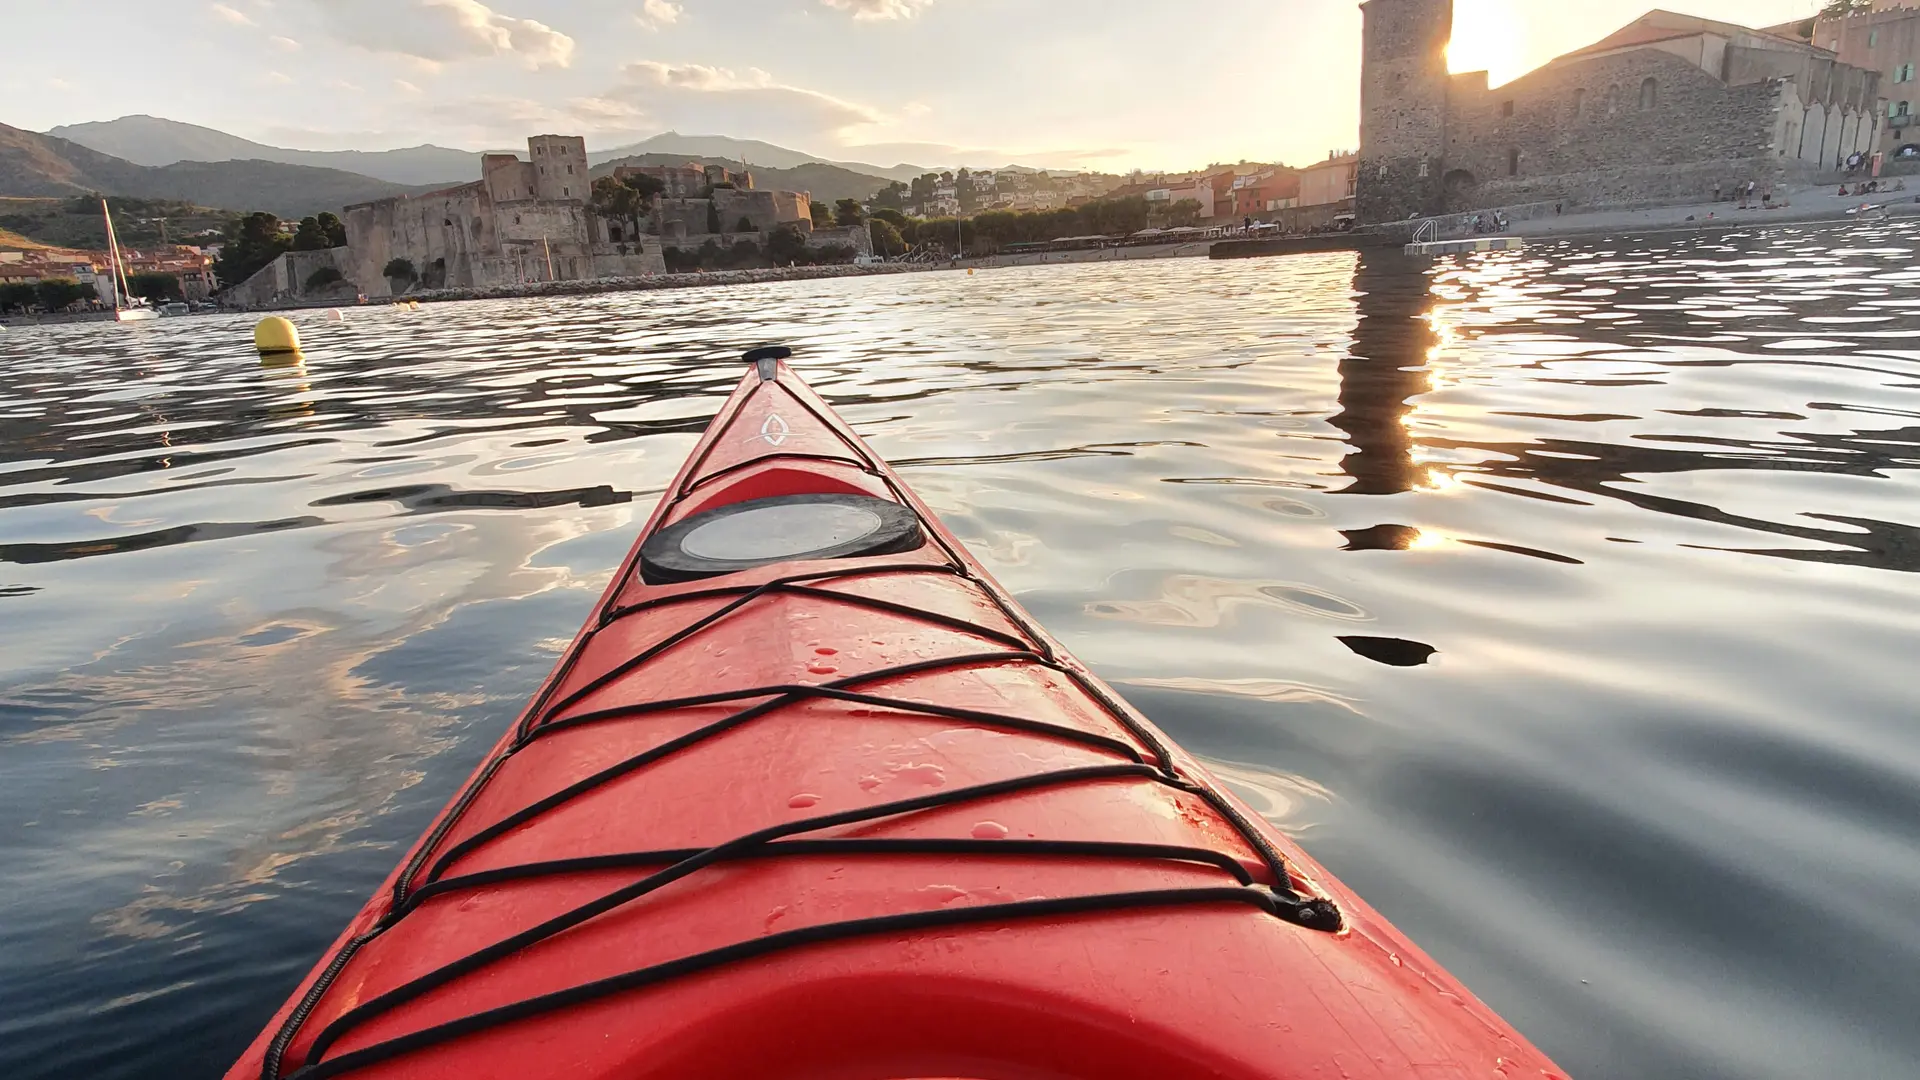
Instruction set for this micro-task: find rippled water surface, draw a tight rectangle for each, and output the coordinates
[4,230,1920,1079]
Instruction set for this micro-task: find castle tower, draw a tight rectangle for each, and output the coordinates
[527,134,588,202]
[1356,0,1452,224]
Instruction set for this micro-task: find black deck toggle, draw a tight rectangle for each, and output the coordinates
[743,346,791,381]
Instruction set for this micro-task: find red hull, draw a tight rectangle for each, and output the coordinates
[229,357,1565,1080]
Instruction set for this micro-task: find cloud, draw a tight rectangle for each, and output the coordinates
[820,0,934,20]
[635,0,682,29]
[269,35,301,50]
[266,71,293,84]
[394,79,423,95]
[603,61,882,139]
[312,0,575,70]
[210,2,255,25]
[416,95,653,147]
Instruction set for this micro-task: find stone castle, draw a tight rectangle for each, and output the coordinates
[339,135,662,297]
[226,135,868,306]
[1358,4,1887,222]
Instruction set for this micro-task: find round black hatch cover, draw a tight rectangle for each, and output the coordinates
[640,493,925,584]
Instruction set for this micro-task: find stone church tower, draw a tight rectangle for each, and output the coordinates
[1356,0,1453,224]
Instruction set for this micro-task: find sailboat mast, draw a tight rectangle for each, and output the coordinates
[102,198,131,309]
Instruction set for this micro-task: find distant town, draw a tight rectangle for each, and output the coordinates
[5,1,1920,317]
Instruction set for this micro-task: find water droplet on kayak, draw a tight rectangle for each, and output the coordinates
[859,775,884,792]
[788,793,821,809]
[972,821,1010,840]
[892,762,946,786]
[808,663,837,675]
[815,646,838,656]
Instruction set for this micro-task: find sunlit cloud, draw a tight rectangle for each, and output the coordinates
[312,0,575,70]
[821,0,935,21]
[635,0,683,30]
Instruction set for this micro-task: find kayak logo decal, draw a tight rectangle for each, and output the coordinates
[753,413,791,448]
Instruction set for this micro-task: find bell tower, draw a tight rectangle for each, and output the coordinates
[1356,0,1452,224]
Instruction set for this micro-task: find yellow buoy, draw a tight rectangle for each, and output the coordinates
[254,316,302,355]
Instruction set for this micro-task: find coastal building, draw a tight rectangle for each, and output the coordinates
[1798,3,1920,156]
[1357,3,1886,223]
[124,246,215,302]
[0,243,212,303]
[1284,152,1359,231]
[1227,169,1302,220]
[1148,176,1218,219]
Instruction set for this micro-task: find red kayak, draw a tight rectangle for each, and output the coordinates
[230,349,1565,1080]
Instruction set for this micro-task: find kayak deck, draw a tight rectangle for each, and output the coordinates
[231,353,1562,1080]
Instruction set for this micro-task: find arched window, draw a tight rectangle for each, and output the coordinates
[1896,100,1912,118]
[1640,78,1658,110]
[1573,88,1587,117]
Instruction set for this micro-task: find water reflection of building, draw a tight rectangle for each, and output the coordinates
[1334,250,1435,495]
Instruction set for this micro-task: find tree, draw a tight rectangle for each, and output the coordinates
[128,272,183,303]
[624,172,667,201]
[957,168,978,215]
[212,212,292,292]
[909,173,940,213]
[833,198,866,228]
[291,216,332,251]
[727,239,761,268]
[383,258,418,283]
[869,218,905,258]
[766,223,811,265]
[810,200,833,228]
[0,282,39,314]
[1163,198,1204,228]
[873,182,909,212]
[591,173,666,241]
[305,266,345,291]
[35,278,90,311]
[871,207,910,230]
[318,212,347,247]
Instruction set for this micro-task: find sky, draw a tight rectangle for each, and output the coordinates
[1,0,1836,172]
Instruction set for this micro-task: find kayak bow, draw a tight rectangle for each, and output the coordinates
[229,347,1564,1080]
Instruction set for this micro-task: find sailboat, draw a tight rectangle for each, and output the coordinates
[102,198,157,323]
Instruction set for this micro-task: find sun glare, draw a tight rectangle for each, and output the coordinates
[1447,0,1530,88]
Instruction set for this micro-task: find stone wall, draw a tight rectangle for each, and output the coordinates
[1357,0,1453,222]
[1443,48,1784,211]
[804,225,873,257]
[649,191,814,243]
[224,247,353,308]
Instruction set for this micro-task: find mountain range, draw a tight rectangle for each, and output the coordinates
[3,115,1086,232]
[44,116,1041,189]
[0,122,442,218]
